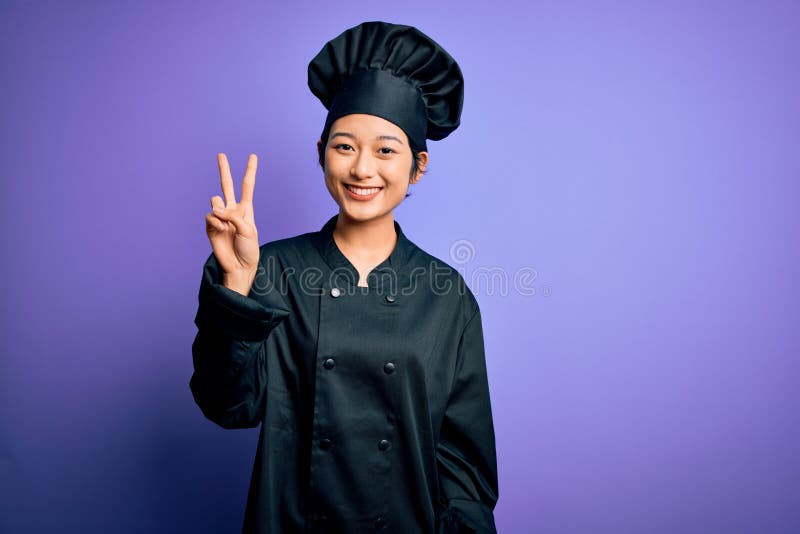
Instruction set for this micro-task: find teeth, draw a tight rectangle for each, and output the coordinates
[346,185,381,195]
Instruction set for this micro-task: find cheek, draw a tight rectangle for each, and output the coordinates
[324,169,340,196]
[322,155,338,188]
[324,152,348,176]
[384,158,413,181]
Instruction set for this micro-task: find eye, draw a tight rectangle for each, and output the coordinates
[333,143,354,151]
[378,147,396,155]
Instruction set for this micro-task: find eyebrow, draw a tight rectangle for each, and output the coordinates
[330,132,404,145]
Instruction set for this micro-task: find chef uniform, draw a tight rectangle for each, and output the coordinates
[190,21,499,534]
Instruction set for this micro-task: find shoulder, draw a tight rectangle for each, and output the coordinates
[253,230,323,289]
[259,229,319,264]
[408,245,479,321]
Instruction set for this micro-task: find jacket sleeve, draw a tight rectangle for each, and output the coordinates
[436,305,499,534]
[189,248,290,429]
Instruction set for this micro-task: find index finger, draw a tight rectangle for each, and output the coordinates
[240,153,257,205]
[217,153,236,207]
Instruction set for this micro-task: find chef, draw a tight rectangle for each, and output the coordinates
[190,20,499,533]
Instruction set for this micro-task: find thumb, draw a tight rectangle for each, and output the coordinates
[213,207,255,239]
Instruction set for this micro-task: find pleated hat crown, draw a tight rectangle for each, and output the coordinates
[307,21,464,152]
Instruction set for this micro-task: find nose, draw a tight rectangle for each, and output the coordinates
[350,149,377,180]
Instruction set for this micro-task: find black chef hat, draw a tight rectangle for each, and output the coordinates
[307,21,464,152]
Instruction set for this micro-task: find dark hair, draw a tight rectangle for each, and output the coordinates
[317,127,426,199]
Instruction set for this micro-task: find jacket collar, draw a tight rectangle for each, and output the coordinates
[314,213,414,289]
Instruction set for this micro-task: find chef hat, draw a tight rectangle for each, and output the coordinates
[307,21,464,152]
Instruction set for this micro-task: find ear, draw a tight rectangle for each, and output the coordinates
[317,139,325,169]
[410,151,429,184]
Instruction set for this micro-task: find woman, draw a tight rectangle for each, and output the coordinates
[190,21,498,533]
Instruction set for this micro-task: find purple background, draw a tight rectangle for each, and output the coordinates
[2,1,798,532]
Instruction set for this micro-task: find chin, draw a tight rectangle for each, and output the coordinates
[340,206,380,221]
[338,202,394,222]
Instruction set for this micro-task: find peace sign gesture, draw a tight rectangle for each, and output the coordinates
[205,153,260,296]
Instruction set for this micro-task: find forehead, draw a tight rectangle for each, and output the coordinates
[329,113,407,141]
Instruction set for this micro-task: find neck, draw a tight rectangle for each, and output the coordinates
[333,211,397,259]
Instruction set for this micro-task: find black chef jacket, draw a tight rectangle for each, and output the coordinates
[190,213,499,533]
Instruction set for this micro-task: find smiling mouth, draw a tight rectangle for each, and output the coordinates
[344,184,383,196]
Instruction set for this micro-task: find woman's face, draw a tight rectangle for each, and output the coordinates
[319,113,427,224]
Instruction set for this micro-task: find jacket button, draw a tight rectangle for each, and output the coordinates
[330,287,341,298]
[319,438,331,450]
[323,357,336,370]
[385,294,396,303]
[374,516,386,529]
[383,362,395,374]
[378,439,391,451]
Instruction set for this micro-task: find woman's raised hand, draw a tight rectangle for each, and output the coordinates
[205,153,260,296]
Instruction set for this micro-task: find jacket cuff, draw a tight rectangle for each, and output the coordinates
[437,499,497,534]
[194,250,290,342]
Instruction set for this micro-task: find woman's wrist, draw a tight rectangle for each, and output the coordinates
[222,268,258,297]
